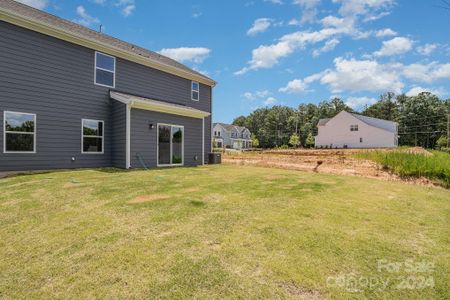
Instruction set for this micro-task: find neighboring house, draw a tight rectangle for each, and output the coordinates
[213,123,252,149]
[315,111,398,148]
[0,0,215,171]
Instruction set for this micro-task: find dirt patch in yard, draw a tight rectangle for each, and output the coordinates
[223,149,439,187]
[278,281,323,299]
[128,194,170,204]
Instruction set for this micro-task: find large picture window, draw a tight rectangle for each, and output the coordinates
[4,111,36,153]
[95,52,115,88]
[82,119,104,154]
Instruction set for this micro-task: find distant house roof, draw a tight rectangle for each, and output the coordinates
[0,0,215,86]
[317,111,398,133]
[214,123,251,134]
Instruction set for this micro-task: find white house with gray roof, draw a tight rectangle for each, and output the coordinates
[315,111,398,149]
[213,123,252,149]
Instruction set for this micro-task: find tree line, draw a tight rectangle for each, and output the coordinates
[232,92,450,149]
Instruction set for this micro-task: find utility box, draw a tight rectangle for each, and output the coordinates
[208,153,221,164]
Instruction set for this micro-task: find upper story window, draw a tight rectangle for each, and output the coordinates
[82,119,104,154]
[4,111,36,153]
[350,124,359,132]
[95,52,116,88]
[191,81,199,101]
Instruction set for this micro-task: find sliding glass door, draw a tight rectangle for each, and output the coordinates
[158,124,184,166]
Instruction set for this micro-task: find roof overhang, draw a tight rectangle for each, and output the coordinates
[0,8,216,87]
[110,91,210,119]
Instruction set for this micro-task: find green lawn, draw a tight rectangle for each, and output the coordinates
[0,165,449,299]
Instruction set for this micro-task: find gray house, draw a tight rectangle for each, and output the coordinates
[213,123,252,150]
[0,0,215,171]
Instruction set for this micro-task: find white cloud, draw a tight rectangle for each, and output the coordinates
[247,18,272,36]
[264,0,283,4]
[332,0,395,17]
[279,79,308,93]
[235,19,361,75]
[375,28,397,38]
[319,57,404,93]
[91,0,106,5]
[242,90,270,100]
[405,86,445,97]
[417,43,438,56]
[158,47,211,64]
[264,97,277,105]
[345,96,377,110]
[373,37,413,57]
[293,0,321,24]
[278,73,323,93]
[116,0,135,17]
[312,38,340,57]
[15,0,48,10]
[402,62,450,83]
[74,6,100,27]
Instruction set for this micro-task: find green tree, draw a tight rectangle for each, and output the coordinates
[232,115,247,127]
[305,133,315,148]
[363,92,399,121]
[437,136,448,148]
[289,133,300,148]
[251,136,260,148]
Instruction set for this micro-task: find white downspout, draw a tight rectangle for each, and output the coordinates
[202,117,205,165]
[126,103,131,169]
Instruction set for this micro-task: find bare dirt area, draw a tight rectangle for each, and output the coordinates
[222,148,437,187]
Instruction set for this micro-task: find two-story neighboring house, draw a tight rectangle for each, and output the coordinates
[213,123,252,150]
[315,111,398,148]
[0,0,215,171]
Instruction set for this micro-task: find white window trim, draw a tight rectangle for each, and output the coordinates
[94,51,116,88]
[3,111,37,154]
[81,119,105,154]
[156,123,185,167]
[191,81,200,101]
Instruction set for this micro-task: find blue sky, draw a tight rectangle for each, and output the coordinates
[19,0,450,123]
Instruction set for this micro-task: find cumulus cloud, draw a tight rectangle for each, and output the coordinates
[405,86,445,97]
[91,0,106,5]
[159,47,211,64]
[264,97,277,105]
[375,28,397,38]
[417,43,438,56]
[15,0,48,10]
[247,18,272,36]
[74,6,100,27]
[345,96,377,110]
[242,90,271,100]
[116,0,135,17]
[312,38,340,57]
[293,0,321,24]
[373,37,413,57]
[332,0,395,17]
[402,62,450,83]
[235,17,363,75]
[278,73,323,93]
[264,0,284,4]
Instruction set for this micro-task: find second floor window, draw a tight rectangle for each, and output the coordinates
[350,125,359,132]
[191,81,199,101]
[95,52,115,88]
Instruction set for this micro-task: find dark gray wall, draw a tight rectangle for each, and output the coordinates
[111,101,127,169]
[130,109,203,168]
[0,21,212,171]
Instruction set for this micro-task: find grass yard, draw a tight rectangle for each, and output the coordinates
[355,150,450,187]
[0,165,449,299]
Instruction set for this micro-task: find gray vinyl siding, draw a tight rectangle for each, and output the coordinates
[111,101,127,169]
[130,108,203,168]
[0,21,212,171]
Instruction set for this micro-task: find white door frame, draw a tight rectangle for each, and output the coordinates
[157,123,184,167]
